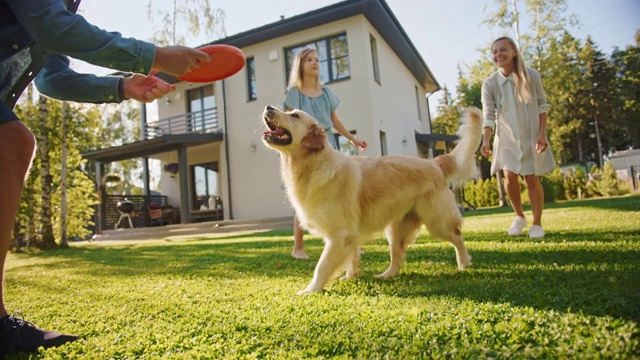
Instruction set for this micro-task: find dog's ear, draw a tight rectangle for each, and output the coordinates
[301,123,326,151]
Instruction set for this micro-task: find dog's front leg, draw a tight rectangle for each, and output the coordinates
[298,239,348,294]
[340,239,361,281]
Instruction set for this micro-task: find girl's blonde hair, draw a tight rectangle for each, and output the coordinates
[493,36,532,104]
[287,47,321,90]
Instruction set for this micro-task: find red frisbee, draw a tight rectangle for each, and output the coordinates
[177,44,246,83]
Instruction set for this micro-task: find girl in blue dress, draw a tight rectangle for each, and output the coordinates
[283,47,368,259]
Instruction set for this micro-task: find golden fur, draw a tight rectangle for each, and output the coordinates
[262,106,482,294]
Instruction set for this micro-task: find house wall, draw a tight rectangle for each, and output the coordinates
[157,14,436,221]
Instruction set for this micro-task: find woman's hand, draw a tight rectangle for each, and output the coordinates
[480,141,492,157]
[535,133,549,153]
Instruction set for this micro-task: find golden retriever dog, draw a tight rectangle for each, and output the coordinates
[262,105,482,294]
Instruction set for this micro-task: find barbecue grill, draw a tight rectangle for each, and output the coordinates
[115,199,136,229]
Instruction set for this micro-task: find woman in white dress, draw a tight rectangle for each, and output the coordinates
[480,37,556,238]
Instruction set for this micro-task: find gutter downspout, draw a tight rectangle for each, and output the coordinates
[221,79,233,219]
[425,90,437,158]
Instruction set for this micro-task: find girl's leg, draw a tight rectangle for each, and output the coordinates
[291,215,309,259]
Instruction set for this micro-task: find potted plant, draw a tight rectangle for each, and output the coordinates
[164,163,179,178]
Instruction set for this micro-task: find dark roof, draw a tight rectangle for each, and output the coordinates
[158,0,440,92]
[83,133,223,163]
[415,132,458,144]
[609,149,640,158]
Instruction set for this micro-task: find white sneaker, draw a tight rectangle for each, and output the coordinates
[528,225,545,238]
[508,216,527,236]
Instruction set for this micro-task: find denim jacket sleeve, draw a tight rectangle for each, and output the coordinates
[5,0,156,74]
[5,0,155,104]
[35,54,124,104]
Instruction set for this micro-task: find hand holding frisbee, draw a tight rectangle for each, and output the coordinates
[149,44,245,83]
[178,45,246,83]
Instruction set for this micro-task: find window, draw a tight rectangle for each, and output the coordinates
[187,86,216,132]
[285,34,350,85]
[415,85,422,121]
[379,131,387,156]
[370,34,381,84]
[191,162,219,210]
[335,131,360,156]
[246,57,257,101]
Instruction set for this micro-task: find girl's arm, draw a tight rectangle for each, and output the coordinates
[330,111,367,151]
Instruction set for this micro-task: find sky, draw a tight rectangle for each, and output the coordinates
[73,0,640,114]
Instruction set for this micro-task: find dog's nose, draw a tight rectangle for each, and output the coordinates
[266,105,275,111]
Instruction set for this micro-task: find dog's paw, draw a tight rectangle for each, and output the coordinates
[458,262,472,270]
[297,288,323,295]
[375,268,399,279]
[339,274,358,281]
[374,272,394,279]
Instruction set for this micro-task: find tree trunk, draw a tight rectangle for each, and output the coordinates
[496,170,509,207]
[37,95,56,249]
[60,102,69,248]
[594,114,603,168]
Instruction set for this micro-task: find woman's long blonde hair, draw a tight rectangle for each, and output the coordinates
[287,47,321,91]
[494,36,532,104]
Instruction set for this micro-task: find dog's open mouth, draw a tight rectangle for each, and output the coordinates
[263,115,292,146]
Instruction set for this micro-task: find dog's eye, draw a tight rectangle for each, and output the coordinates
[291,113,300,118]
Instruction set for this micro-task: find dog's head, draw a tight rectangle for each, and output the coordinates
[262,106,327,155]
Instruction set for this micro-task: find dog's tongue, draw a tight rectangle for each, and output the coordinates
[264,127,286,136]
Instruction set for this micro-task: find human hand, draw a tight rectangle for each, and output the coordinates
[352,138,368,151]
[535,133,548,153]
[122,74,176,103]
[152,45,212,77]
[480,142,492,157]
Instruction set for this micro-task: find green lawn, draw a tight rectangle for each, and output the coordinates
[5,195,639,359]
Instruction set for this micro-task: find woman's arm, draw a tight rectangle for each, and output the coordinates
[480,77,496,157]
[535,112,549,153]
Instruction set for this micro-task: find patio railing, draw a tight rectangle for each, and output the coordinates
[144,107,218,139]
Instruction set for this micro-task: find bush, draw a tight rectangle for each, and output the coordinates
[563,168,588,200]
[463,162,630,209]
[587,162,631,197]
[463,177,499,208]
[541,168,564,202]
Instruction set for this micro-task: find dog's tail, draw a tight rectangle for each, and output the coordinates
[434,107,482,187]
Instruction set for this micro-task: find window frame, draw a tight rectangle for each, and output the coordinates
[284,33,351,86]
[246,56,257,101]
[370,34,381,85]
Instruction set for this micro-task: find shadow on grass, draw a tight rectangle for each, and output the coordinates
[465,229,640,243]
[462,194,640,219]
[13,232,639,323]
[336,245,640,322]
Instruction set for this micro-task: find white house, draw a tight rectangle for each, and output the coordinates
[84,0,454,233]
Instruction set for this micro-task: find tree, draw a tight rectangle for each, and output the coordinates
[146,0,226,46]
[432,85,460,136]
[37,95,56,249]
[14,95,103,248]
[610,30,640,150]
[543,31,585,164]
[576,38,617,167]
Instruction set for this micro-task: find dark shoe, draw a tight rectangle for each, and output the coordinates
[0,313,78,355]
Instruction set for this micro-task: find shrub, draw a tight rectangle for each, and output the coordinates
[588,161,631,197]
[463,177,499,208]
[563,168,588,200]
[541,168,564,202]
